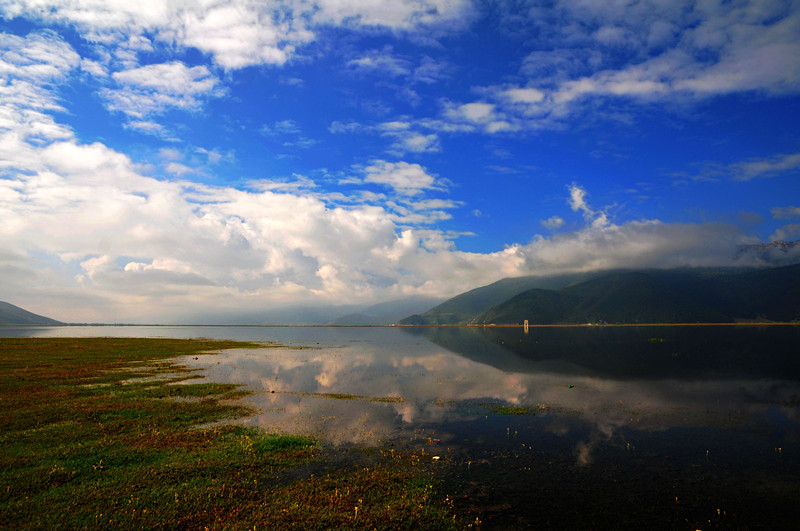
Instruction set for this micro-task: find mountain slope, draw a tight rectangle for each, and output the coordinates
[0,301,63,325]
[476,267,799,324]
[560,272,731,324]
[399,273,595,325]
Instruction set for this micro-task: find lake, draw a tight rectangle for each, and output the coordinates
[5,324,800,528]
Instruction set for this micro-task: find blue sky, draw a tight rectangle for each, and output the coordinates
[1,0,799,322]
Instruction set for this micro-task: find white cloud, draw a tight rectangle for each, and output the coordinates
[165,162,194,176]
[395,132,439,153]
[312,0,476,31]
[771,224,800,241]
[436,100,522,134]
[330,120,440,154]
[260,119,317,150]
[362,160,441,195]
[2,1,475,72]
[195,147,224,164]
[79,58,109,78]
[454,102,495,123]
[377,121,440,154]
[772,206,800,220]
[683,152,800,183]
[769,205,800,241]
[501,87,545,104]
[101,61,222,118]
[0,31,80,82]
[177,4,310,69]
[348,50,411,77]
[431,1,800,133]
[568,183,589,212]
[729,152,800,181]
[519,220,755,274]
[541,216,564,230]
[0,139,764,322]
[123,120,169,137]
[261,120,302,136]
[412,56,450,84]
[567,183,609,227]
[329,121,363,134]
[0,32,79,151]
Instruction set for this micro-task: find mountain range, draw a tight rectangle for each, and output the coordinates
[401,264,800,325]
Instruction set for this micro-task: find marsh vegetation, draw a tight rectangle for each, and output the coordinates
[0,338,464,529]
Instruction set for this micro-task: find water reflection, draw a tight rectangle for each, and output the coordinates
[183,326,800,465]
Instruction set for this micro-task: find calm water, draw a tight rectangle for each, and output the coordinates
[6,324,800,527]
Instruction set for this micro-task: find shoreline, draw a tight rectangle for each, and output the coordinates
[2,321,799,328]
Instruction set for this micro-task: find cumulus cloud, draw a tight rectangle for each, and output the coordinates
[0,140,762,322]
[1,122,503,322]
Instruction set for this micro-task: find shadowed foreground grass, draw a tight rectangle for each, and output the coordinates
[0,338,465,529]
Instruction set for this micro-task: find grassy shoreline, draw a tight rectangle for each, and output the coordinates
[0,338,466,529]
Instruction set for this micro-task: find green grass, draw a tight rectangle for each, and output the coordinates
[490,405,532,416]
[290,391,406,403]
[0,338,465,529]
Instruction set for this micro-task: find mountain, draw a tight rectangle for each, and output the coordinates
[478,272,731,324]
[400,264,800,325]
[327,296,444,325]
[476,266,800,324]
[0,301,63,325]
[398,272,596,325]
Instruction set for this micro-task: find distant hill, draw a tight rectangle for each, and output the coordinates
[178,297,444,325]
[401,264,800,325]
[327,296,443,325]
[0,301,63,325]
[399,273,596,325]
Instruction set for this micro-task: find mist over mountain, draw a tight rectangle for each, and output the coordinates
[401,264,800,325]
[398,273,599,325]
[167,297,443,325]
[735,240,800,266]
[327,297,444,325]
[0,302,63,325]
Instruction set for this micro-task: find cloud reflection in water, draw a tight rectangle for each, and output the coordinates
[184,326,800,465]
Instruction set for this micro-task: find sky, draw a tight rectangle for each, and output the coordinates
[1,0,799,323]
